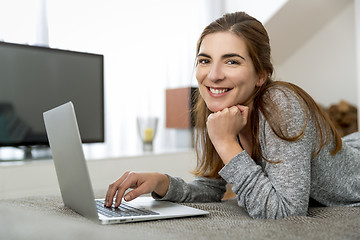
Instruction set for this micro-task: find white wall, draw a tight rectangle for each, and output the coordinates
[224,0,288,23]
[275,1,357,107]
[356,0,360,122]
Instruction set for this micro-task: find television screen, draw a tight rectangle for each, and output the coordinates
[0,42,104,148]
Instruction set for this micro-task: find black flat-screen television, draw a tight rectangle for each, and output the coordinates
[0,41,104,158]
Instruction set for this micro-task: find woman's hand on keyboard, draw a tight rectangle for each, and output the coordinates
[104,172,170,208]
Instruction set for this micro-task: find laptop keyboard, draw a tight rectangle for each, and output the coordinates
[95,200,159,218]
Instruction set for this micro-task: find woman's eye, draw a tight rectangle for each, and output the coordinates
[198,59,210,65]
[226,60,239,65]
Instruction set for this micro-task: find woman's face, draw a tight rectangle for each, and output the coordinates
[196,32,265,113]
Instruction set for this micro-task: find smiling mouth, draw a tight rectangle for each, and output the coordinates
[208,87,231,94]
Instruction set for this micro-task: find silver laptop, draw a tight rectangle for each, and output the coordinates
[43,101,209,224]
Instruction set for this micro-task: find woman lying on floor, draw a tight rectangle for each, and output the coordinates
[104,11,360,219]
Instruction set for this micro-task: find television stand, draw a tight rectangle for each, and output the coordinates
[20,145,52,160]
[23,146,33,159]
[0,146,52,162]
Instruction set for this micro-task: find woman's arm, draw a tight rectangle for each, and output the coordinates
[219,146,312,219]
[104,172,227,207]
[152,175,227,203]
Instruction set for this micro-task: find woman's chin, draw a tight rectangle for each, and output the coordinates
[207,104,228,113]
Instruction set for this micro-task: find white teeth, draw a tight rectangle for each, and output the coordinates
[209,88,228,94]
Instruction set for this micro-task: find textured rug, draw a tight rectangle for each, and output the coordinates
[1,192,359,240]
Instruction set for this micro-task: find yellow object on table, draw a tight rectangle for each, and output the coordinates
[144,128,154,142]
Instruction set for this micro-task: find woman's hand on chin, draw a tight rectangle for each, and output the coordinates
[206,105,249,164]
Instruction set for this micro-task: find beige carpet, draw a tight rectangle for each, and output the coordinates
[1,193,359,240]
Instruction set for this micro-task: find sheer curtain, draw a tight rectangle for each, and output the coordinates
[46,0,216,157]
[0,0,48,45]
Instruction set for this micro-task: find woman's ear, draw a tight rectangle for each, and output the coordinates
[256,71,268,87]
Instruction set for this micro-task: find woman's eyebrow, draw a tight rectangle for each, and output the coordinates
[197,53,211,58]
[197,53,246,61]
[222,53,246,61]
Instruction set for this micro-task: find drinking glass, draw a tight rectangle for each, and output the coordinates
[137,117,158,151]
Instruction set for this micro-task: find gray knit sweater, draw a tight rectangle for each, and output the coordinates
[153,87,360,219]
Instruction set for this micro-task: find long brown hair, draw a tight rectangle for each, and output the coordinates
[192,12,342,178]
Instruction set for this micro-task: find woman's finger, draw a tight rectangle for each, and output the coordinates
[236,105,249,123]
[123,181,151,202]
[113,172,141,207]
[104,171,131,207]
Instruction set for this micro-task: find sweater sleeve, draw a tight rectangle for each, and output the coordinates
[219,88,316,219]
[152,175,227,203]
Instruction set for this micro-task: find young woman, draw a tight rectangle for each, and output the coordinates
[105,12,360,219]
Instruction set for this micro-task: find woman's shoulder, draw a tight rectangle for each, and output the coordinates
[262,82,305,110]
[259,82,311,135]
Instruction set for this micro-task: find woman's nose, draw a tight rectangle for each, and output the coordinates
[207,63,225,82]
